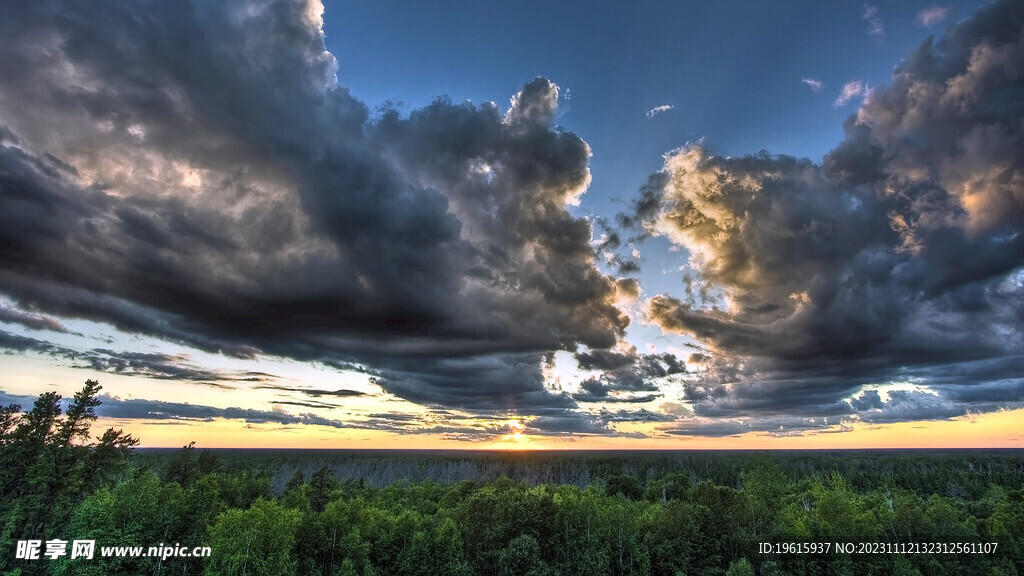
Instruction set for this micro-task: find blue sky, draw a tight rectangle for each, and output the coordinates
[1,0,1022,448]
[326,1,977,176]
[323,0,987,303]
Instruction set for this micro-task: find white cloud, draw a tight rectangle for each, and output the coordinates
[916,6,950,27]
[646,104,674,118]
[802,78,824,92]
[834,80,869,107]
[863,4,884,37]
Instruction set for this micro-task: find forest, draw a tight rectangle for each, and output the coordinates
[2,381,1023,576]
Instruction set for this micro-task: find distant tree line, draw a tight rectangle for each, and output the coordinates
[147,446,1024,500]
[2,382,1023,576]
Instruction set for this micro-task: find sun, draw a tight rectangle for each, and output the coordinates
[500,418,532,446]
[500,431,532,447]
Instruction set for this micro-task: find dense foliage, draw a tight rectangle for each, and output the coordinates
[2,384,1024,575]
[1,381,139,576]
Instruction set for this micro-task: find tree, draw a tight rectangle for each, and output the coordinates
[164,441,200,486]
[281,470,310,510]
[498,534,549,576]
[607,474,643,500]
[549,486,610,576]
[83,427,140,491]
[57,380,103,447]
[52,470,195,576]
[725,558,755,576]
[642,500,696,576]
[0,402,21,445]
[0,381,137,576]
[431,516,472,576]
[205,498,302,576]
[310,466,340,513]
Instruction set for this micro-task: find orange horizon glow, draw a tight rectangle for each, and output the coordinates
[95,407,1024,451]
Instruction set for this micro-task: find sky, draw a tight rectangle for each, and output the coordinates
[1,0,1022,449]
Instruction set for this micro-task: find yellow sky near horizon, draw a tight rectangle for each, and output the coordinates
[93,407,1024,451]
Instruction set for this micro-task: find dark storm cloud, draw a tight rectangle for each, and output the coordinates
[660,414,844,438]
[93,395,349,428]
[572,378,660,404]
[661,420,754,438]
[629,0,1024,427]
[0,305,69,333]
[339,404,621,437]
[571,347,684,404]
[848,389,884,411]
[367,353,578,413]
[329,412,519,438]
[614,278,641,300]
[0,0,631,420]
[575,350,637,371]
[843,359,1024,423]
[75,349,271,383]
[0,389,347,428]
[526,412,614,436]
[593,218,643,274]
[367,412,420,422]
[255,384,367,398]
[371,79,628,351]
[938,375,1024,405]
[617,172,669,234]
[276,407,614,439]
[0,331,273,385]
[597,408,676,423]
[0,330,74,357]
[272,400,342,410]
[850,389,966,424]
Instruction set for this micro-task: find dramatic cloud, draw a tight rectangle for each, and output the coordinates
[598,408,676,424]
[646,105,674,118]
[0,390,348,429]
[801,78,825,92]
[255,384,368,398]
[272,400,343,410]
[916,7,951,27]
[628,0,1024,428]
[4,0,1021,441]
[0,302,69,333]
[0,0,631,425]
[0,329,272,385]
[76,350,274,384]
[572,379,659,404]
[570,346,684,404]
[0,330,73,357]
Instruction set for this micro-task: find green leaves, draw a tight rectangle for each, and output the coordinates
[57,380,102,447]
[206,498,302,576]
[0,381,137,576]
